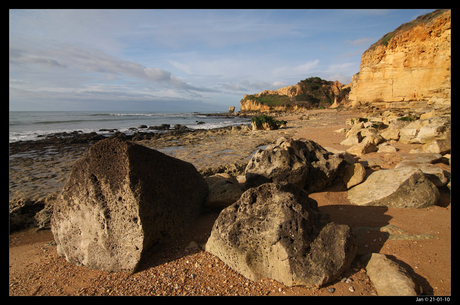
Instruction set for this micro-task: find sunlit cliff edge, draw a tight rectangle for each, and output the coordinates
[348,9,451,109]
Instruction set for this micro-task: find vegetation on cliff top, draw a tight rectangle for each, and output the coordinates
[242,76,348,109]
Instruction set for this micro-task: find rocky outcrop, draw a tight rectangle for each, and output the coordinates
[244,137,347,193]
[240,78,345,112]
[240,98,307,113]
[347,167,439,209]
[51,138,208,273]
[361,253,419,296]
[339,112,450,159]
[205,182,357,287]
[257,84,303,98]
[349,9,451,108]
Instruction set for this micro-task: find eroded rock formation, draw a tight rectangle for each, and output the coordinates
[51,138,208,273]
[348,9,451,108]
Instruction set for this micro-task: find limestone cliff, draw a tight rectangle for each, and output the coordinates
[240,77,345,112]
[349,9,451,108]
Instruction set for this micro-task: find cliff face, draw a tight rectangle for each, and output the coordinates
[240,85,302,112]
[257,84,303,98]
[240,78,344,112]
[240,98,272,112]
[349,9,451,108]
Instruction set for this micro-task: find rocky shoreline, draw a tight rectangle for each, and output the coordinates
[9,109,451,296]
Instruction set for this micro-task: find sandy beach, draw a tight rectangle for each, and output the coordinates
[9,109,451,296]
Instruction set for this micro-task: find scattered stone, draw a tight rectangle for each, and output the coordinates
[205,182,357,288]
[361,253,419,296]
[174,124,188,130]
[51,138,209,273]
[299,115,309,121]
[343,163,366,189]
[346,141,378,156]
[361,134,384,146]
[148,124,170,130]
[346,122,365,138]
[327,287,336,293]
[359,127,378,138]
[402,153,442,164]
[244,137,347,193]
[347,167,439,208]
[377,142,398,153]
[205,175,244,208]
[410,139,450,155]
[380,128,400,141]
[398,117,450,144]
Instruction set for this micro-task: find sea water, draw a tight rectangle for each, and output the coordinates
[9,111,251,143]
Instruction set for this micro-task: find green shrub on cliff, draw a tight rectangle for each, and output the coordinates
[242,76,345,110]
[242,94,291,107]
[296,77,335,105]
[251,115,286,130]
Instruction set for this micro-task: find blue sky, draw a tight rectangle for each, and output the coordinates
[9,9,436,112]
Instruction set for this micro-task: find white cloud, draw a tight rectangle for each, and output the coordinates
[10,43,215,93]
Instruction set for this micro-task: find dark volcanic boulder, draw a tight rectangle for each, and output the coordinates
[205,182,357,287]
[245,137,347,193]
[51,138,208,273]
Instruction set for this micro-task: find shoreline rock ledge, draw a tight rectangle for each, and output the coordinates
[51,138,208,273]
[205,182,357,287]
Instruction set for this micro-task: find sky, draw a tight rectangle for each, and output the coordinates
[9,9,436,112]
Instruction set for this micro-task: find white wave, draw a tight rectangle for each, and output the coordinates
[9,128,94,143]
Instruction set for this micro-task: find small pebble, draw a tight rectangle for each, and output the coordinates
[327,287,335,293]
[349,286,355,293]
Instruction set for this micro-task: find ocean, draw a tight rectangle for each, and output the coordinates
[9,111,251,143]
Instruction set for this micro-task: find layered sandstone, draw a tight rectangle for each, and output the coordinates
[349,9,451,108]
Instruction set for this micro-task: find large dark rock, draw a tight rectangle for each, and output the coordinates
[10,198,45,233]
[205,182,357,287]
[51,138,208,273]
[244,137,347,193]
